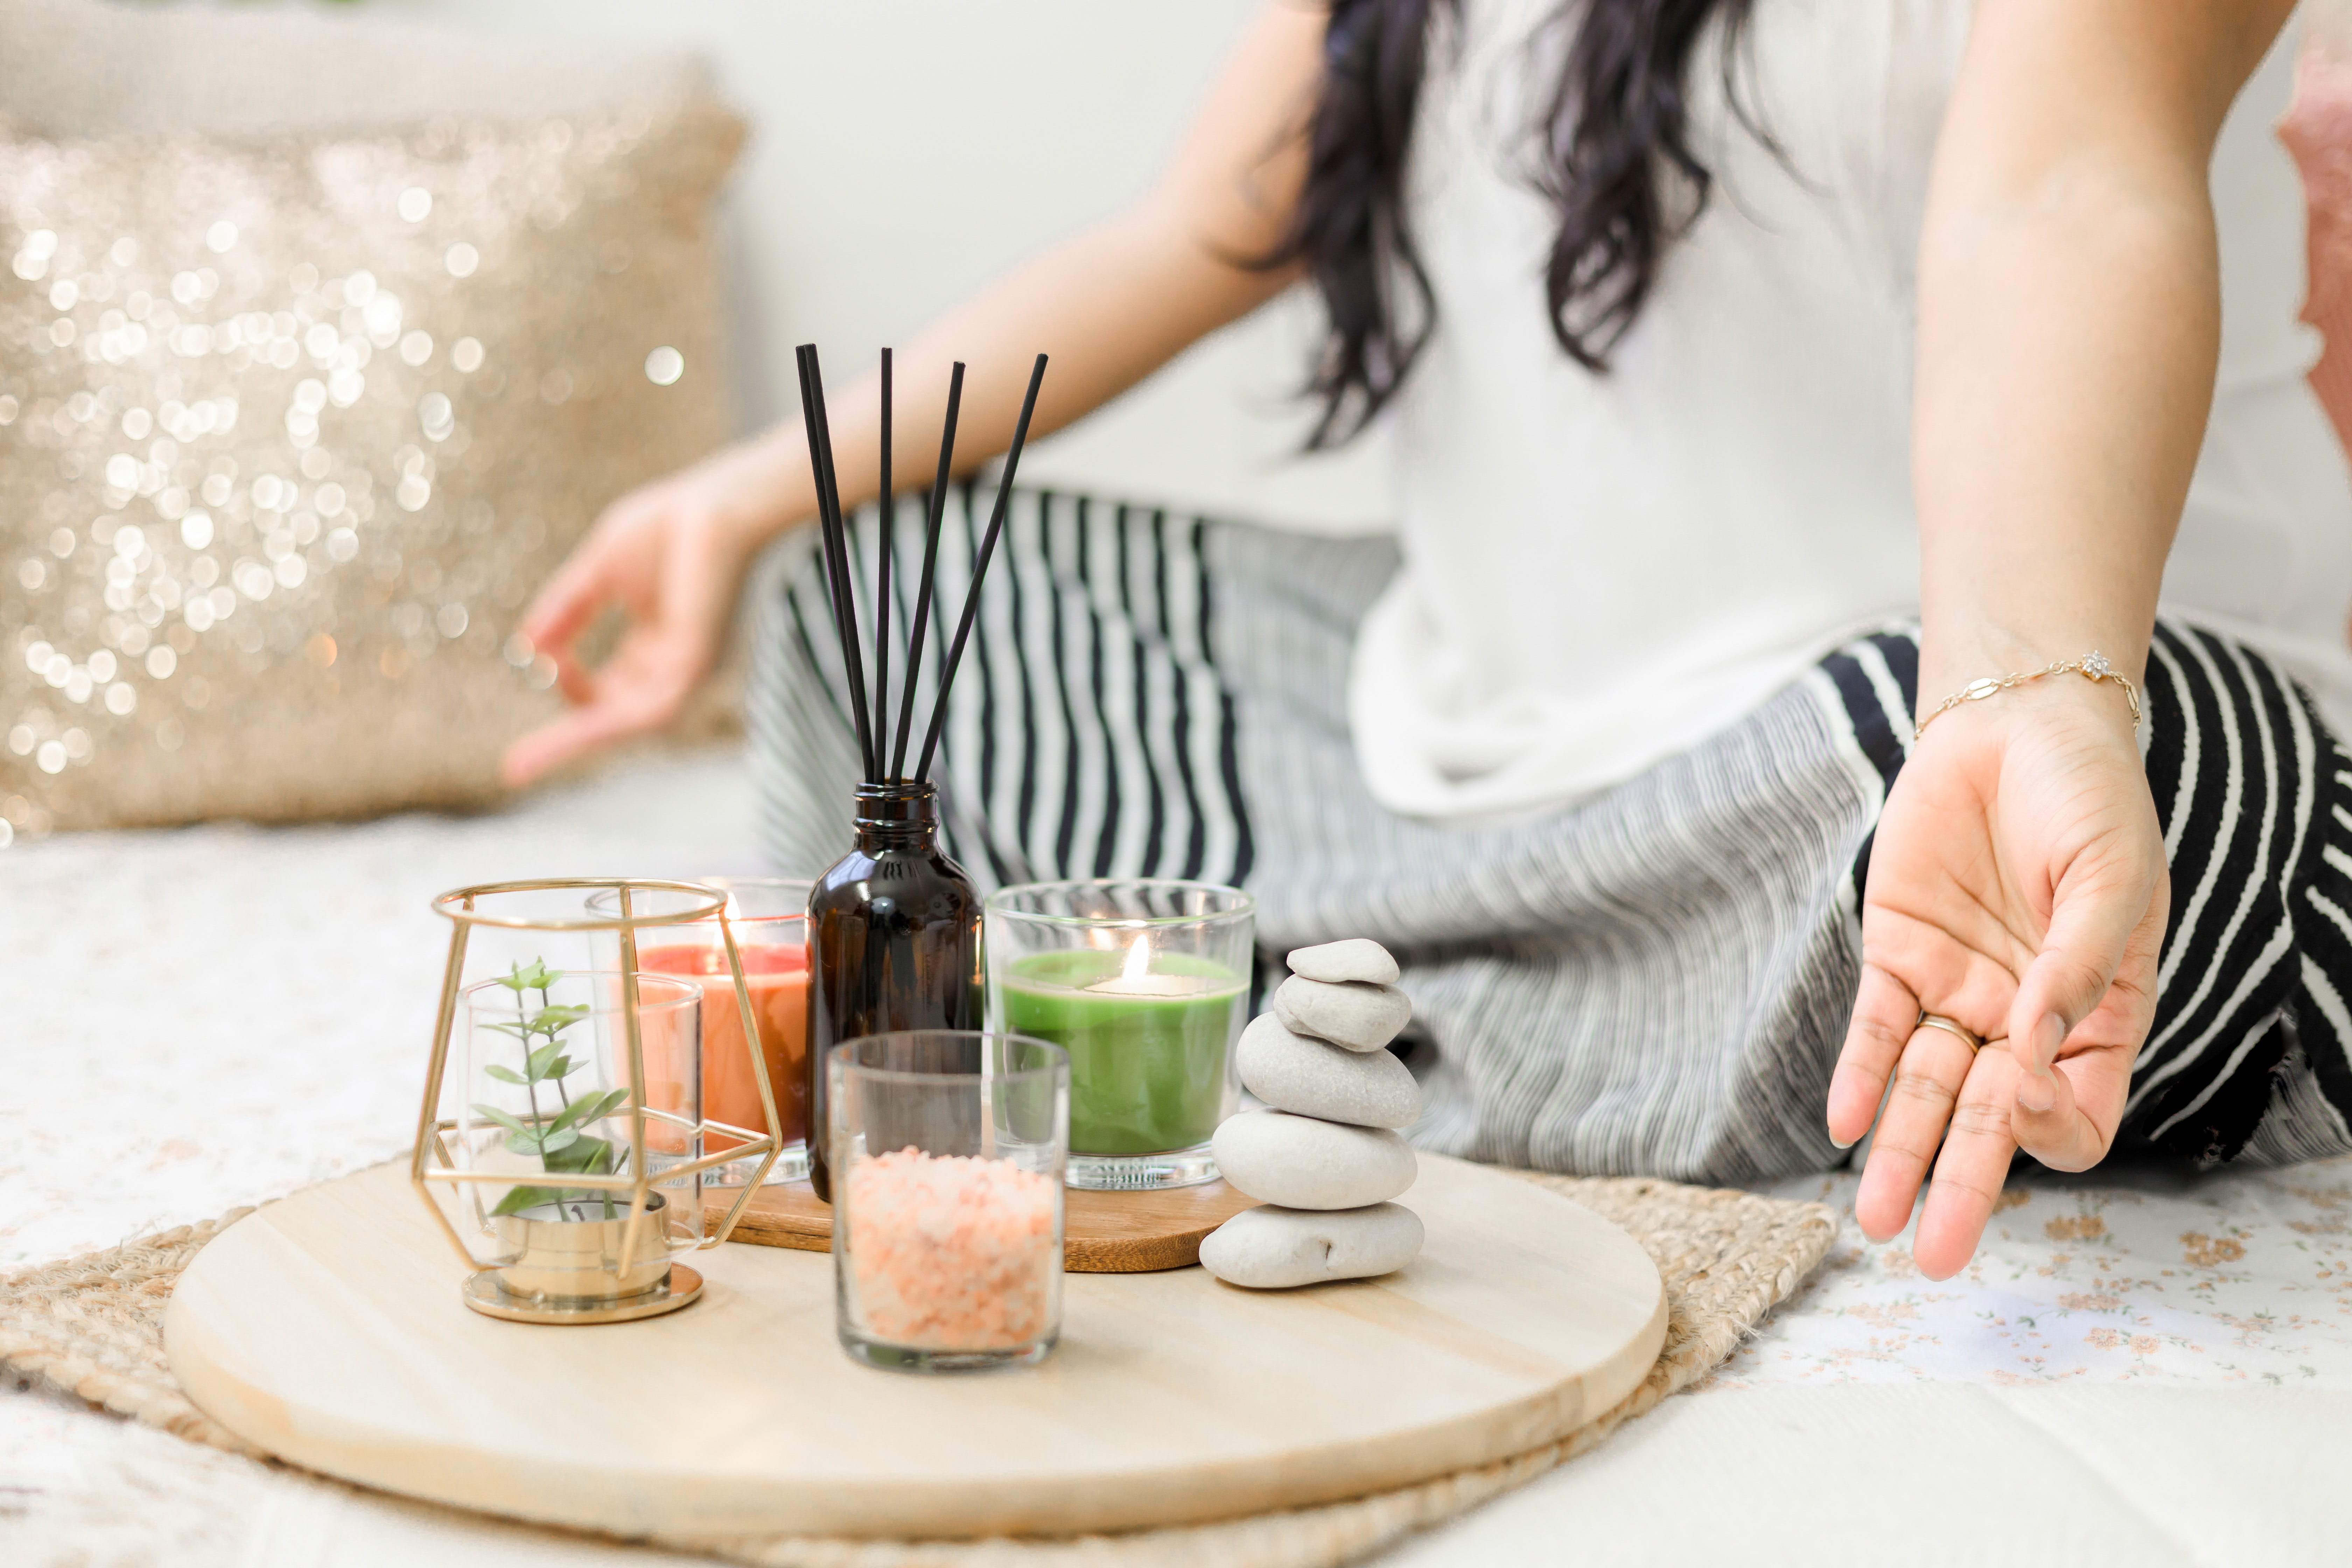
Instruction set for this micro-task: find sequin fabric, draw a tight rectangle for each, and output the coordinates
[0,99,740,838]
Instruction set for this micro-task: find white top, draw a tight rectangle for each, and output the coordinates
[1352,0,2352,819]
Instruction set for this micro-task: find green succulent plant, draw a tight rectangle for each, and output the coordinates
[473,960,632,1219]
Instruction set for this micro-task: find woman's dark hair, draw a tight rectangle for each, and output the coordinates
[1281,0,1758,447]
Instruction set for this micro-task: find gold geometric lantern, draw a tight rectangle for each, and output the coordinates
[411,878,781,1324]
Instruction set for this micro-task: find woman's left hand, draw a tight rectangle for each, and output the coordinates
[1825,673,2168,1278]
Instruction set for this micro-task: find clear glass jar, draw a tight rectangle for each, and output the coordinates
[414,877,779,1323]
[593,877,813,1186]
[831,1030,1069,1372]
[454,968,702,1309]
[984,880,1253,1190]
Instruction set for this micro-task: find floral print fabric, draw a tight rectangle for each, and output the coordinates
[1728,1158,2352,1388]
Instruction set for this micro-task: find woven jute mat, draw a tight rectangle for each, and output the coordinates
[2,1170,1836,1567]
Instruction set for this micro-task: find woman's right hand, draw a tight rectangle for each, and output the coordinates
[500,439,800,787]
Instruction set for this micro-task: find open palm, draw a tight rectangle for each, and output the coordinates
[1825,684,2168,1277]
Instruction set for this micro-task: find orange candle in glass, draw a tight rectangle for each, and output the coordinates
[621,878,812,1184]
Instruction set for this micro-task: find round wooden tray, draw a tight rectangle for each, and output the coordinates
[164,1155,1666,1540]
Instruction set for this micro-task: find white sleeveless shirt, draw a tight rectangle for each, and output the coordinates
[1352,0,2352,819]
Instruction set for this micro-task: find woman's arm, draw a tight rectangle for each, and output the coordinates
[1914,0,2290,686]
[1828,0,2295,1275]
[502,1,1326,784]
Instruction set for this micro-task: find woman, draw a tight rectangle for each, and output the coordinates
[506,0,2352,1278]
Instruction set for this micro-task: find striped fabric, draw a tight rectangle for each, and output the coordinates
[749,496,2352,1182]
[747,485,1252,890]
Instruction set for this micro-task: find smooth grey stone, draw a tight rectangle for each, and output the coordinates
[1210,1110,1416,1210]
[1237,1014,1421,1129]
[1199,1202,1424,1290]
[1285,938,1400,987]
[1272,975,1412,1052]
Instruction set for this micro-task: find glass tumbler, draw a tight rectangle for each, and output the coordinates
[454,969,704,1308]
[593,878,813,1185]
[831,1031,1069,1373]
[984,880,1253,1189]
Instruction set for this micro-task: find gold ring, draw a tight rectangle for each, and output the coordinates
[1914,1012,1984,1054]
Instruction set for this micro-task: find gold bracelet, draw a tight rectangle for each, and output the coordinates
[1912,650,2143,743]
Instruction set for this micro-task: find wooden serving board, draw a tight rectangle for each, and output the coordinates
[164,1155,1666,1541]
[709,1177,1261,1272]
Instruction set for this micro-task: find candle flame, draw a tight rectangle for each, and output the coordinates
[1122,933,1150,983]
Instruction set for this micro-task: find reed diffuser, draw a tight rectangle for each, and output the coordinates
[797,344,1049,1203]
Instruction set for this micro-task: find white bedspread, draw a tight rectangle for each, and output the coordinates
[5,746,2348,1564]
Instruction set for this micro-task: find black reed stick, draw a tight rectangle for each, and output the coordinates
[892,361,964,779]
[915,353,1048,783]
[872,348,892,769]
[794,344,877,782]
[792,347,860,773]
[805,352,876,780]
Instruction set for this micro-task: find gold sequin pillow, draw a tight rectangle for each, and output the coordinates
[0,99,740,838]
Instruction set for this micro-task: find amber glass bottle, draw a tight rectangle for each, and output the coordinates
[804,780,983,1202]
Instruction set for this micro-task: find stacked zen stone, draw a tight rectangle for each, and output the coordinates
[1199,939,1425,1289]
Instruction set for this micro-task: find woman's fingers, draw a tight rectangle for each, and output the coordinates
[1828,962,1920,1147]
[502,702,645,788]
[518,537,610,653]
[502,602,705,786]
[516,535,624,702]
[2012,1037,2138,1172]
[1913,1052,2021,1278]
[1854,1035,2126,1276]
[2004,839,2157,1094]
[499,654,686,786]
[2007,1049,2100,1169]
[1918,1044,2112,1274]
[1853,1025,1975,1241]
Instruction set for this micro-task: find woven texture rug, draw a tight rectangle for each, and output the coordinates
[2,1170,1836,1567]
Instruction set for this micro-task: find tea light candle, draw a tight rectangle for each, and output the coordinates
[998,934,1247,1162]
[1078,941,1232,1000]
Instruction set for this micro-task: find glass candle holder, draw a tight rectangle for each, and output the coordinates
[831,1031,1068,1373]
[592,878,813,1186]
[413,878,780,1324]
[983,880,1253,1190]
[454,969,704,1312]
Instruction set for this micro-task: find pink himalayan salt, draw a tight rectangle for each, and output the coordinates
[845,1148,1059,1350]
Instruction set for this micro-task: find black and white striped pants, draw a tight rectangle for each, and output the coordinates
[749,490,2352,1182]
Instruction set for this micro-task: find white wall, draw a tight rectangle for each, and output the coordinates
[385,0,1397,535]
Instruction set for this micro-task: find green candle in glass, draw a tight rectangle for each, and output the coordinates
[985,881,1254,1190]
